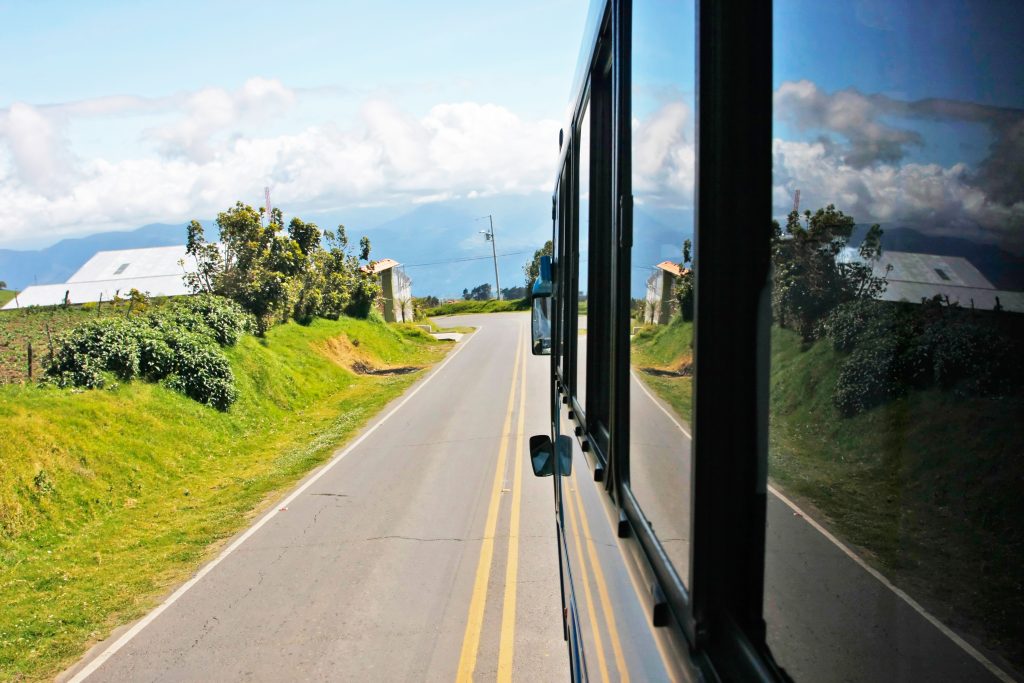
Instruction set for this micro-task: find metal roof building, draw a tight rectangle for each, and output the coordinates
[835,248,1023,312]
[2,245,195,310]
[873,251,1024,312]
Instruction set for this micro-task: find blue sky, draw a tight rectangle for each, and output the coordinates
[769,0,1024,252]
[1,0,1021,255]
[0,0,589,248]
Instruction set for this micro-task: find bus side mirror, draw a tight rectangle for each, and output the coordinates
[528,434,572,477]
[531,255,553,356]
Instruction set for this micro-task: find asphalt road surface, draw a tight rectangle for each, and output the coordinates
[624,345,1010,682]
[64,312,1012,682]
[64,313,567,682]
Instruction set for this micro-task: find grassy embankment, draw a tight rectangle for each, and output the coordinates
[769,325,1023,668]
[423,298,529,316]
[0,291,15,308]
[631,316,693,425]
[633,316,1023,668]
[418,317,476,335]
[0,316,447,681]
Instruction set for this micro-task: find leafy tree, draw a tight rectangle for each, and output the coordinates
[675,239,694,321]
[184,203,381,332]
[293,224,380,322]
[464,283,492,301]
[771,204,886,340]
[184,203,297,334]
[0,280,7,289]
[524,240,554,289]
[501,285,528,300]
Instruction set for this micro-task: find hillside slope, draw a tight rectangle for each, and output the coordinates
[0,317,447,681]
[631,317,1024,668]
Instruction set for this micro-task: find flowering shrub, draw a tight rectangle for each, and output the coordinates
[46,295,243,409]
[826,300,1019,416]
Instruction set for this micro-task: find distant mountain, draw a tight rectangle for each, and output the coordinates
[355,197,552,298]
[0,197,554,299]
[0,223,200,290]
[7,207,1018,304]
[850,225,1023,291]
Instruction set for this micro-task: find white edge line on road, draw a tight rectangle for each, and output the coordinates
[630,369,1014,683]
[767,485,1013,683]
[69,327,482,683]
[630,369,692,439]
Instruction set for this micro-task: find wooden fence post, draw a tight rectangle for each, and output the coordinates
[27,341,33,380]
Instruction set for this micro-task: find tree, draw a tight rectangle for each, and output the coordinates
[464,283,492,301]
[524,240,554,290]
[501,285,527,300]
[184,203,381,333]
[675,239,694,321]
[293,224,380,322]
[771,204,886,340]
[0,280,7,290]
[184,202,297,334]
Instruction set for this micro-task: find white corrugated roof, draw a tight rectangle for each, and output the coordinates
[834,249,1022,312]
[2,245,197,310]
[68,245,191,282]
[2,275,192,309]
[875,251,994,289]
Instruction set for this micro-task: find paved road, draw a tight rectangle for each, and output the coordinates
[626,365,1009,682]
[64,313,568,682]
[64,311,1012,682]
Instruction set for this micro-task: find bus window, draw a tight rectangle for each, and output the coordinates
[765,2,1024,680]
[575,104,590,412]
[627,0,696,586]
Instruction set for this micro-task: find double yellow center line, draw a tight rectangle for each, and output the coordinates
[457,326,527,682]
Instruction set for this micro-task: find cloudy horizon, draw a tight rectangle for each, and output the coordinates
[1,1,1022,258]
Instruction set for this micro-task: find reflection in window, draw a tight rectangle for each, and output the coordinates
[766,3,1024,680]
[576,105,590,410]
[627,0,695,586]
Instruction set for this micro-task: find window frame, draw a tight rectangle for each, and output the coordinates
[552,0,784,679]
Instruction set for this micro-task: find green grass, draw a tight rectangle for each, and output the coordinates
[419,318,476,335]
[631,316,1023,666]
[631,316,694,425]
[0,317,447,681]
[768,326,1024,669]
[423,298,529,316]
[0,291,15,308]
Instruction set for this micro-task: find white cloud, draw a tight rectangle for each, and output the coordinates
[149,77,297,161]
[773,80,1024,252]
[632,101,695,206]
[773,138,1024,251]
[0,83,560,245]
[0,103,75,196]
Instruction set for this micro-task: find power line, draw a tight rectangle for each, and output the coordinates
[402,250,532,268]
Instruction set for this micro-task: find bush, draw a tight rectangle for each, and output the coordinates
[161,294,248,346]
[827,299,1019,416]
[926,322,1010,395]
[822,300,876,352]
[161,329,237,410]
[833,337,908,415]
[48,318,145,387]
[46,295,243,409]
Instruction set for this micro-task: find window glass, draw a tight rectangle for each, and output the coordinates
[628,0,696,584]
[766,3,1024,679]
[576,104,590,410]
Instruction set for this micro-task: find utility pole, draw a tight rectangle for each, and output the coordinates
[477,214,501,300]
[264,186,272,227]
